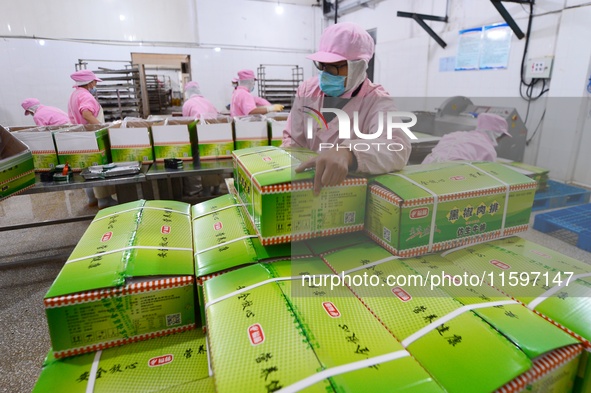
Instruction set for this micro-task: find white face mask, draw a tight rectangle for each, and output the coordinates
[344,60,369,93]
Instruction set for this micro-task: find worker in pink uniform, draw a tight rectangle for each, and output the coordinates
[181,81,219,118]
[230,70,284,117]
[422,113,511,164]
[68,70,116,209]
[282,22,411,194]
[21,98,70,126]
[180,81,221,197]
[68,70,104,125]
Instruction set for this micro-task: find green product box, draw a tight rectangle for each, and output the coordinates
[234,115,269,150]
[44,200,196,358]
[366,161,537,258]
[11,125,69,171]
[441,236,591,343]
[33,328,213,393]
[151,121,194,162]
[108,122,154,164]
[196,116,234,160]
[575,350,591,393]
[498,158,549,191]
[322,239,534,393]
[402,253,583,392]
[441,236,591,392]
[191,194,310,328]
[0,125,36,200]
[270,258,445,393]
[267,113,288,147]
[53,124,111,171]
[203,264,330,393]
[232,146,367,245]
[191,194,298,278]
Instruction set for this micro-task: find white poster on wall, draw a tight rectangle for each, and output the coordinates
[455,27,482,71]
[480,23,512,70]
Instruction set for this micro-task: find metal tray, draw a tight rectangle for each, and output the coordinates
[80,161,141,180]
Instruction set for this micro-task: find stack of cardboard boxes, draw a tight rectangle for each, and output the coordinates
[34,146,591,392]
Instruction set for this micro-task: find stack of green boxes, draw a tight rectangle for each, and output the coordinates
[33,329,214,393]
[365,161,537,257]
[43,200,197,359]
[231,146,367,245]
[0,125,35,200]
[498,159,550,191]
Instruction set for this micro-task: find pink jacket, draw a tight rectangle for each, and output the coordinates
[230,86,257,117]
[282,77,411,174]
[422,130,497,164]
[68,87,100,125]
[32,105,70,126]
[182,95,219,118]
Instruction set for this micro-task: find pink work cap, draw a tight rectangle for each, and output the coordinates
[476,113,511,137]
[70,70,102,87]
[22,98,40,115]
[307,22,375,63]
[237,70,256,81]
[185,81,200,90]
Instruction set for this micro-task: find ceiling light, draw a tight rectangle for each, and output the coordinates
[275,3,284,14]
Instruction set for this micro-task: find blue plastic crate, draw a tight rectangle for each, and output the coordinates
[533,203,591,252]
[532,180,591,211]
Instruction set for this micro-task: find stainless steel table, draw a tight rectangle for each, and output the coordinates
[146,159,233,200]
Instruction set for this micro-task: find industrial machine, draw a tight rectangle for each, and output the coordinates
[412,96,528,162]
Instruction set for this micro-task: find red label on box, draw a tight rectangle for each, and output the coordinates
[161,225,171,234]
[248,324,265,345]
[392,287,412,302]
[410,207,429,219]
[490,259,510,270]
[322,301,341,318]
[531,250,550,258]
[450,176,465,181]
[101,232,112,242]
[262,156,272,162]
[148,354,174,367]
[214,221,223,231]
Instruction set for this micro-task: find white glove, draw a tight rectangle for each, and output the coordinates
[266,104,284,113]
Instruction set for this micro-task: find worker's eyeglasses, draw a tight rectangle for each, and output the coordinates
[314,61,347,76]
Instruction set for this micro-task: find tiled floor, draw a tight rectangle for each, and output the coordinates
[0,189,589,393]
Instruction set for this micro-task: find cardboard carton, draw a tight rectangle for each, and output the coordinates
[151,119,195,162]
[266,113,288,147]
[203,264,330,393]
[195,116,234,160]
[108,121,154,164]
[232,146,367,245]
[32,329,213,393]
[0,125,35,200]
[441,236,591,392]
[53,124,111,171]
[233,115,269,150]
[44,200,196,358]
[271,258,446,393]
[321,240,536,392]
[365,161,537,257]
[11,125,71,171]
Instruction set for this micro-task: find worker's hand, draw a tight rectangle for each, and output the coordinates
[295,148,354,196]
[266,104,284,113]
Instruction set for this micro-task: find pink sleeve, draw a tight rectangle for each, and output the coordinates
[234,90,257,116]
[78,92,99,117]
[254,96,271,106]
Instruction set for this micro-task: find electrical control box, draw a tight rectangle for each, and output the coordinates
[525,56,553,79]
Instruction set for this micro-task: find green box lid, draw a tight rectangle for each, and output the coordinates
[45,200,193,298]
[232,146,314,187]
[373,161,537,203]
